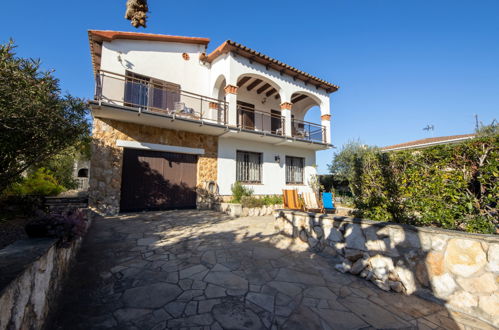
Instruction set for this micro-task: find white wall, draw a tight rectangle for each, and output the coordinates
[100,40,210,95]
[217,137,317,195]
[98,38,332,143]
[227,54,330,111]
[100,40,332,115]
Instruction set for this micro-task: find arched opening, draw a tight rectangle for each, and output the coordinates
[212,74,227,100]
[235,74,283,134]
[290,91,321,120]
[209,75,227,124]
[77,168,89,178]
[290,92,323,142]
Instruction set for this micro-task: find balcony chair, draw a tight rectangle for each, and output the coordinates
[174,102,198,119]
[275,127,284,135]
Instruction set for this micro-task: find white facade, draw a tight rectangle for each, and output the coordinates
[100,40,210,95]
[217,137,317,195]
[90,31,337,197]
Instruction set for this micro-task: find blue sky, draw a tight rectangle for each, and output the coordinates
[3,1,498,173]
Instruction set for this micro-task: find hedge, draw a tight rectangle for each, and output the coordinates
[350,135,498,234]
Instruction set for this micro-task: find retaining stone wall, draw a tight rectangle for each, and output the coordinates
[216,203,282,218]
[274,210,499,327]
[0,215,92,329]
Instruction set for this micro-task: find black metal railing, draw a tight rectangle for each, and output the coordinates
[291,118,326,143]
[95,70,228,124]
[236,105,285,135]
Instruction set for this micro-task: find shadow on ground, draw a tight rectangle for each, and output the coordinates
[48,210,483,329]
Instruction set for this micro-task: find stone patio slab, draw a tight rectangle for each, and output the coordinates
[49,210,489,329]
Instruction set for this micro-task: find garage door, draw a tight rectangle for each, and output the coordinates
[120,148,197,212]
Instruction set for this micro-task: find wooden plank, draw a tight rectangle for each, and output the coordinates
[237,76,251,88]
[266,88,277,97]
[256,83,271,94]
[291,94,308,103]
[247,79,262,91]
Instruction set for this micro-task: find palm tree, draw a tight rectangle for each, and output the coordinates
[125,0,148,28]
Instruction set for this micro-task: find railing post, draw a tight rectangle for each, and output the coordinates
[224,85,238,126]
[280,102,293,138]
[200,96,203,120]
[320,114,331,144]
[224,102,228,124]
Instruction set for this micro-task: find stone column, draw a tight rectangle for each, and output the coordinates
[280,102,293,137]
[321,114,331,144]
[224,85,238,126]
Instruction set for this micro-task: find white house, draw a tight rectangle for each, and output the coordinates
[87,30,339,215]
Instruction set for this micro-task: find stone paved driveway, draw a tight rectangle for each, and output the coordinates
[51,210,491,330]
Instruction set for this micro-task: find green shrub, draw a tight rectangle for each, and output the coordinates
[37,149,78,190]
[6,168,65,197]
[464,216,496,234]
[230,181,253,203]
[241,196,264,208]
[340,135,498,234]
[240,195,283,208]
[261,195,283,205]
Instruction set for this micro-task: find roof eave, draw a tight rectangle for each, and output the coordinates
[206,40,339,94]
[88,30,211,74]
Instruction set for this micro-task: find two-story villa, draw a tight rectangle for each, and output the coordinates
[87,30,339,215]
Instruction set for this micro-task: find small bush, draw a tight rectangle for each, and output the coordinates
[464,216,496,234]
[240,195,283,208]
[241,196,264,208]
[230,181,253,203]
[25,208,87,247]
[261,195,283,205]
[6,168,64,197]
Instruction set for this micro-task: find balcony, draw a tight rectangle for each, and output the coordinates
[291,118,326,143]
[95,70,227,124]
[236,105,285,136]
[92,71,329,147]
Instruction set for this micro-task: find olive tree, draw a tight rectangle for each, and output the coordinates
[0,41,89,193]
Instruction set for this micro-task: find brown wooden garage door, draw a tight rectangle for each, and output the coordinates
[120,148,197,212]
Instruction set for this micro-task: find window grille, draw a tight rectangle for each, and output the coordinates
[286,156,304,184]
[236,151,262,183]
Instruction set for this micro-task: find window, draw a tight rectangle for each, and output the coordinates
[124,71,180,111]
[236,151,262,183]
[286,156,304,184]
[237,101,255,130]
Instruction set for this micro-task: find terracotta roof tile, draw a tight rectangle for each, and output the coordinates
[88,30,210,45]
[87,30,339,93]
[205,40,339,93]
[88,30,209,73]
[382,134,476,151]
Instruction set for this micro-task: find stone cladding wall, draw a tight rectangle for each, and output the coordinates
[274,210,499,327]
[89,118,218,215]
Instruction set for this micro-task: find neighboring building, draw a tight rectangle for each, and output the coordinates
[382,134,476,152]
[87,30,338,215]
[73,159,90,191]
